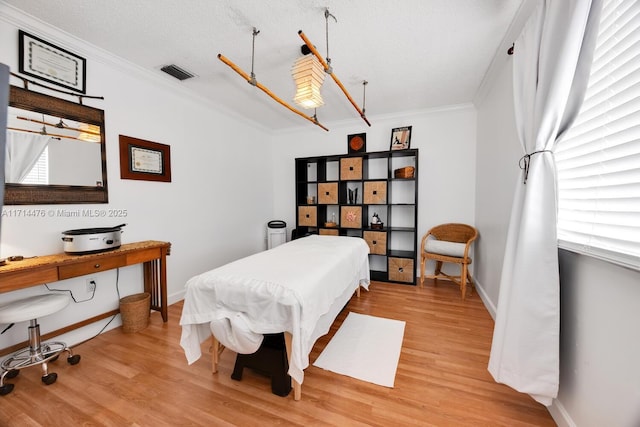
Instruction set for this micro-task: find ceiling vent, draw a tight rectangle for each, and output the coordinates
[160,64,195,81]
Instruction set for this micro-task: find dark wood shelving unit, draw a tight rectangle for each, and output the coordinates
[295,149,418,285]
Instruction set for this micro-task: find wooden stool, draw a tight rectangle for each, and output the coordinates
[0,293,81,396]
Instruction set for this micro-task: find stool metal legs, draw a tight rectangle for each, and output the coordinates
[0,319,81,396]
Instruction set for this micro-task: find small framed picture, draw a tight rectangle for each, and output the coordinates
[18,30,87,94]
[390,126,412,150]
[347,133,366,153]
[119,135,172,182]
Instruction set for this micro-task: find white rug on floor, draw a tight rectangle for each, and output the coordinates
[313,312,405,387]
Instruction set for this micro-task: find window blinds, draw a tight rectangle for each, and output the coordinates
[555,0,640,269]
[20,147,49,185]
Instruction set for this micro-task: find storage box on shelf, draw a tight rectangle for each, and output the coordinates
[318,182,338,204]
[388,257,415,283]
[340,206,362,229]
[363,231,387,255]
[297,206,317,227]
[295,149,418,284]
[363,181,387,204]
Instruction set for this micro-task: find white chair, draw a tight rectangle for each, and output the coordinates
[0,293,81,396]
[420,223,478,299]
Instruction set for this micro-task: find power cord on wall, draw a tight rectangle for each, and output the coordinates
[44,282,96,303]
[43,268,124,345]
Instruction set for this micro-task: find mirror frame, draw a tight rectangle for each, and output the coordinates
[5,86,108,205]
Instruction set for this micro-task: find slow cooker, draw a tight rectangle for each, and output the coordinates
[61,224,126,254]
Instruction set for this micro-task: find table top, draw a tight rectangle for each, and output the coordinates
[0,240,170,275]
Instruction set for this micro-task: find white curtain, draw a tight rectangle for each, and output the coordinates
[4,131,51,183]
[488,0,603,406]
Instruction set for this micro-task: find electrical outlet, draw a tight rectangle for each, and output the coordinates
[86,278,96,293]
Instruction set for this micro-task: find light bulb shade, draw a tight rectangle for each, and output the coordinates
[292,55,325,109]
[78,123,102,143]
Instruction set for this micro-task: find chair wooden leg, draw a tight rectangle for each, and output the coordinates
[420,257,425,287]
[461,264,468,300]
[435,261,442,278]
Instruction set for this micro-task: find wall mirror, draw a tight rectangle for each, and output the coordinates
[5,85,108,204]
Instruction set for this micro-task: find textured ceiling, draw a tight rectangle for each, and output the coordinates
[3,0,524,131]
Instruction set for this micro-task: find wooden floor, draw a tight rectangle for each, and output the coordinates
[0,280,555,426]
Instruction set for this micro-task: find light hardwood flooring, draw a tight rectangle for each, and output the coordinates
[0,280,555,426]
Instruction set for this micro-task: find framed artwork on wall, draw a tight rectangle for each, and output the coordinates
[18,30,87,94]
[390,126,412,150]
[119,135,172,182]
[347,133,366,153]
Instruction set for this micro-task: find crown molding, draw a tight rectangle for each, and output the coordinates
[0,2,274,134]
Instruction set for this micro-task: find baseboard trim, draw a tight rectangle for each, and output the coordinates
[548,399,576,427]
[473,278,497,320]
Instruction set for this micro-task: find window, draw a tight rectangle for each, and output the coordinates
[20,146,49,185]
[555,0,640,269]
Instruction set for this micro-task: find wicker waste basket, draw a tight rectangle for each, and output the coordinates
[119,292,150,333]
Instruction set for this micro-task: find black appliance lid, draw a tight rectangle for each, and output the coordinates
[62,224,126,235]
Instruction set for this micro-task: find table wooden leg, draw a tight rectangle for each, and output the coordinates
[143,249,169,322]
[284,332,301,401]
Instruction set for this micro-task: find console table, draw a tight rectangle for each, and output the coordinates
[0,240,171,355]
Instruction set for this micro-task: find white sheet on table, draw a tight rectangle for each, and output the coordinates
[179,235,370,385]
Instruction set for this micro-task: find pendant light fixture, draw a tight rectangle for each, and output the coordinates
[292,45,325,109]
[298,9,371,126]
[218,28,329,131]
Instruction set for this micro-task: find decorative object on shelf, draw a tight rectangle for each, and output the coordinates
[306,195,315,204]
[19,30,87,94]
[348,133,366,153]
[390,126,412,150]
[348,188,358,204]
[394,166,415,179]
[119,135,172,182]
[370,213,384,230]
[324,222,337,228]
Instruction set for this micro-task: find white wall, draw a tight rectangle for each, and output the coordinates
[0,7,275,347]
[270,106,477,279]
[474,39,640,427]
[474,59,522,313]
[556,250,640,427]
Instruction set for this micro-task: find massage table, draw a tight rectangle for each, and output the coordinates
[179,235,370,400]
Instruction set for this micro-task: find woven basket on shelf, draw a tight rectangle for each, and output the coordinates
[340,157,363,180]
[364,181,387,204]
[120,292,150,333]
[394,166,415,179]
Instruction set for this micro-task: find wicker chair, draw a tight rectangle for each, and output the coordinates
[420,223,478,299]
